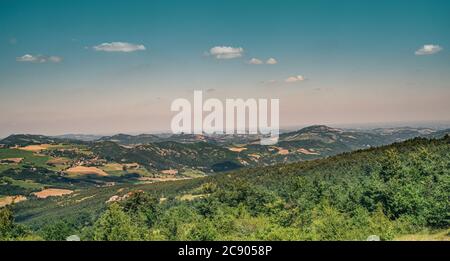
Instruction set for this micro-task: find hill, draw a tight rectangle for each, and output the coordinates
[5,136,449,240]
[1,125,448,203]
[0,134,62,147]
[52,134,103,142]
[97,134,161,145]
[91,140,242,172]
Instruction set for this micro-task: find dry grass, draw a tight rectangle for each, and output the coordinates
[228,147,247,152]
[0,158,24,164]
[0,195,27,207]
[65,166,108,176]
[395,229,450,241]
[46,157,70,165]
[277,148,290,155]
[32,188,74,199]
[19,144,50,152]
[101,163,124,171]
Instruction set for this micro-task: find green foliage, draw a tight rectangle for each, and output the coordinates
[92,203,142,241]
[129,137,447,241]
[0,206,37,240]
[0,206,15,239]
[40,221,75,241]
[121,191,159,226]
[307,202,354,240]
[155,205,201,240]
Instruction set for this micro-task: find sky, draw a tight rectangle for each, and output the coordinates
[0,0,449,136]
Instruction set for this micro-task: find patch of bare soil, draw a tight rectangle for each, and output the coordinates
[33,188,74,199]
[66,166,108,176]
[19,144,50,152]
[276,147,290,155]
[0,158,23,164]
[0,195,27,207]
[228,147,248,152]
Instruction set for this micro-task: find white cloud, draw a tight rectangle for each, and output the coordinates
[209,46,244,59]
[415,44,443,55]
[266,58,278,64]
[93,42,146,52]
[16,54,38,62]
[248,58,263,64]
[285,75,305,83]
[249,57,278,65]
[16,54,63,63]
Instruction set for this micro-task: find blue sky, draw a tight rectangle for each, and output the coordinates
[0,0,449,136]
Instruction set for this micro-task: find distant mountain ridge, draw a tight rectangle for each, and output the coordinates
[98,133,161,145]
[52,134,104,142]
[0,134,63,147]
[2,125,449,147]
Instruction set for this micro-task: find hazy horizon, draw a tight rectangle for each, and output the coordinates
[2,120,450,140]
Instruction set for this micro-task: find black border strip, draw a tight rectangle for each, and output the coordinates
[1,241,448,259]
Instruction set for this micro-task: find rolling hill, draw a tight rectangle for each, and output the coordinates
[5,135,448,241]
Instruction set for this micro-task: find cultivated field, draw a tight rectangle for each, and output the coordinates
[65,166,108,176]
[32,188,74,199]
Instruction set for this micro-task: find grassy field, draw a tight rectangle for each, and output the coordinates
[0,177,45,190]
[0,148,50,171]
[395,229,450,241]
[180,169,207,178]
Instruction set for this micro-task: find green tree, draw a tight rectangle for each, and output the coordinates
[181,219,218,241]
[40,220,75,241]
[93,203,142,241]
[121,191,159,226]
[155,205,200,240]
[379,149,403,181]
[0,206,15,239]
[0,206,29,240]
[307,202,352,240]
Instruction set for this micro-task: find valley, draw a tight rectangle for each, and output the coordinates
[2,125,449,203]
[0,125,449,239]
